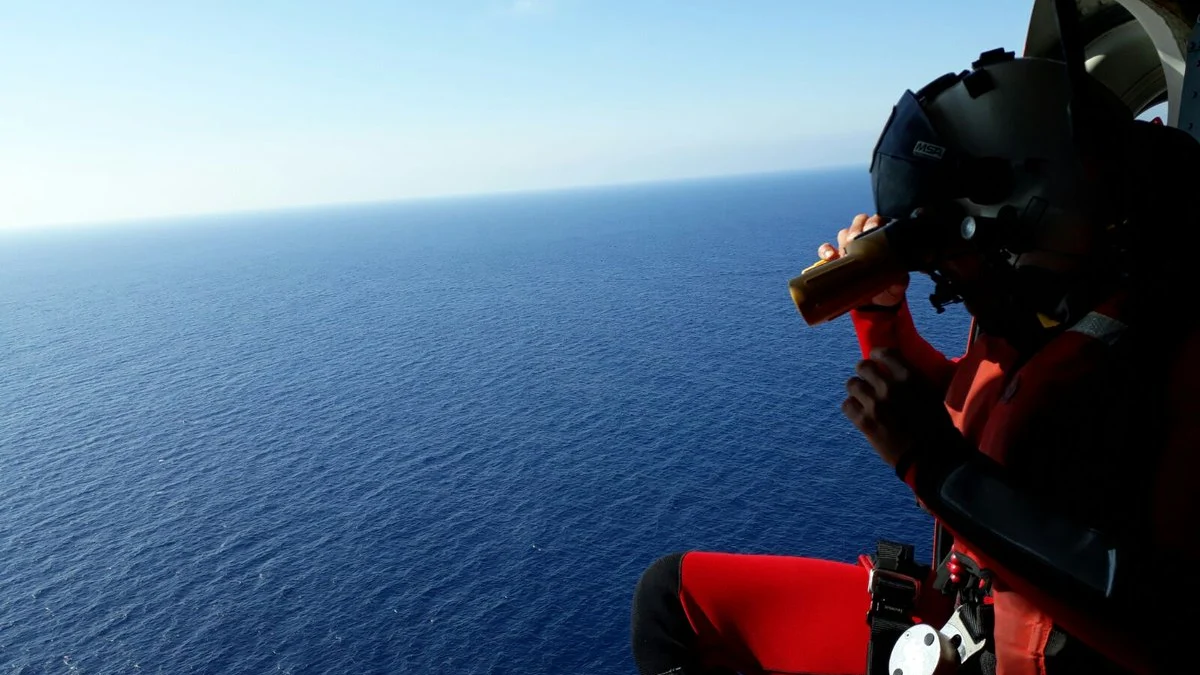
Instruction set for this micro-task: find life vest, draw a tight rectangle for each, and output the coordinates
[939,294,1159,675]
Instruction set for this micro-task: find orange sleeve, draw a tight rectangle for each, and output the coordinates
[850,300,959,392]
[896,326,1200,674]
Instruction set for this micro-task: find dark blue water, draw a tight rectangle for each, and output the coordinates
[0,168,970,674]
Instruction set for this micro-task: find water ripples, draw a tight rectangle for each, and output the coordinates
[0,170,969,673]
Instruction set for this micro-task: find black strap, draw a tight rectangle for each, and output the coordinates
[866,598,912,675]
[959,600,993,645]
[866,541,920,675]
[930,549,994,670]
[875,540,912,572]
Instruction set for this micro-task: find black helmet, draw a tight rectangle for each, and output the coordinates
[870,50,1132,257]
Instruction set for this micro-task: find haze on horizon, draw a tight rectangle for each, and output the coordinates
[1,1,1030,231]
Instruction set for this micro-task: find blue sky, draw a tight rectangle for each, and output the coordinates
[0,1,1032,229]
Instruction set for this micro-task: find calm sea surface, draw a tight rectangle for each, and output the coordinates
[0,168,970,673]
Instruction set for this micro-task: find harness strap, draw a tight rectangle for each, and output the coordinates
[866,540,921,675]
[933,549,994,661]
[1066,311,1127,346]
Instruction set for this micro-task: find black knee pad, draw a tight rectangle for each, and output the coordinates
[634,552,685,612]
[631,553,693,673]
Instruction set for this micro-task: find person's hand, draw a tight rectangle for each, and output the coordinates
[816,214,908,308]
[842,348,960,469]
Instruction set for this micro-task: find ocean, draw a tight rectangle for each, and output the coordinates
[0,168,971,674]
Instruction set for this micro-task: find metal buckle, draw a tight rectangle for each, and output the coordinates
[868,567,921,597]
[867,567,920,621]
[939,605,988,664]
[886,607,990,675]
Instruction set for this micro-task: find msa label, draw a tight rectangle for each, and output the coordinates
[913,141,945,160]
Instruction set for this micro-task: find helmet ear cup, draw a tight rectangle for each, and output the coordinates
[1009,199,1046,254]
[962,157,1014,205]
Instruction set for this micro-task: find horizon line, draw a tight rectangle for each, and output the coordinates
[1,162,868,234]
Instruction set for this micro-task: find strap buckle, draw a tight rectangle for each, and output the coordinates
[867,567,920,623]
[940,605,989,664]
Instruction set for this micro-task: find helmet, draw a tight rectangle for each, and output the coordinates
[870,49,1133,257]
[790,48,1186,332]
